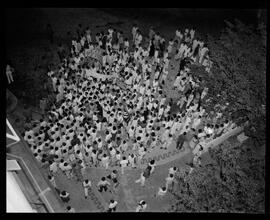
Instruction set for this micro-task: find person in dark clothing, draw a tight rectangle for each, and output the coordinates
[149,39,155,57]
[143,109,149,122]
[193,44,200,63]
[95,101,103,119]
[179,58,186,71]
[197,97,202,111]
[111,29,118,47]
[101,34,107,50]
[135,166,151,186]
[159,39,166,57]
[107,169,119,189]
[176,132,187,150]
[60,191,70,203]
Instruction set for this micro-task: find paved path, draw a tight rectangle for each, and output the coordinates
[140,143,191,167]
[120,174,137,212]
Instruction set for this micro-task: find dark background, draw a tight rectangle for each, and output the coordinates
[4,8,264,106]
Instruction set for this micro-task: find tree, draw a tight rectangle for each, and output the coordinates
[189,19,266,146]
[170,138,265,213]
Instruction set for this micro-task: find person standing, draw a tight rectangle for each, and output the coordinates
[132,24,138,44]
[107,170,119,191]
[97,177,111,193]
[154,186,167,199]
[107,199,118,212]
[135,166,151,187]
[168,167,178,176]
[128,153,136,168]
[189,135,199,150]
[83,179,92,199]
[6,64,14,84]
[120,156,129,175]
[60,190,70,203]
[48,174,59,191]
[148,160,156,174]
[165,174,175,191]
[135,200,147,212]
[176,132,187,150]
[101,153,110,169]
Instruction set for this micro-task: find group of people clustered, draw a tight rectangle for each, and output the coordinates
[23,23,237,212]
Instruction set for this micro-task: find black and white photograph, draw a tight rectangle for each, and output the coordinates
[5,8,267,213]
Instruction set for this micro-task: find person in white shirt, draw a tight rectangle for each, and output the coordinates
[168,167,178,176]
[83,179,92,199]
[137,146,147,163]
[49,160,58,175]
[120,156,129,174]
[60,190,70,203]
[132,24,138,43]
[192,115,202,130]
[135,31,143,47]
[115,150,121,166]
[128,153,136,168]
[85,27,92,43]
[192,142,204,156]
[6,64,14,84]
[64,162,73,179]
[107,169,119,190]
[101,153,110,169]
[107,199,118,212]
[135,200,147,212]
[25,135,35,146]
[167,39,174,54]
[200,87,208,100]
[193,152,202,167]
[91,149,98,167]
[164,133,174,150]
[97,177,111,193]
[189,135,199,150]
[48,175,58,189]
[109,146,116,162]
[155,186,167,199]
[124,38,129,51]
[165,174,175,190]
[148,160,156,174]
[199,44,209,64]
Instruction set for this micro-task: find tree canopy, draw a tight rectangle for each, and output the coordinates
[170,138,265,213]
[170,20,266,213]
[189,19,266,146]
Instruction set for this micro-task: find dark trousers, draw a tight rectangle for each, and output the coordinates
[98,185,108,192]
[61,196,70,203]
[176,140,184,150]
[107,207,116,212]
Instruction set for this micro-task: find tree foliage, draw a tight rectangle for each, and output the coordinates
[189,19,266,145]
[170,139,265,213]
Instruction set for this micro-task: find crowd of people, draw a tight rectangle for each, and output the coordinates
[22,23,238,212]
